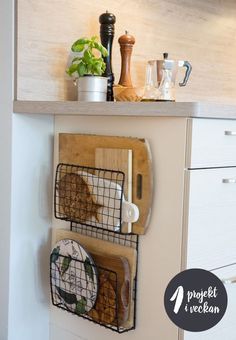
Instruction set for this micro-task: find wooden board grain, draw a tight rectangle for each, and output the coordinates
[90,252,130,325]
[95,148,132,233]
[52,228,137,328]
[59,133,153,235]
[95,148,132,200]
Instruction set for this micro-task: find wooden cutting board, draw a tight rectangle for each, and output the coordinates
[53,228,137,328]
[95,148,132,233]
[95,148,132,201]
[59,133,153,235]
[90,251,130,325]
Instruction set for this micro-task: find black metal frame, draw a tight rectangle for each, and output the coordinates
[52,163,139,333]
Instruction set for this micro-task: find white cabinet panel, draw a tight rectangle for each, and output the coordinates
[50,116,187,340]
[186,167,236,270]
[188,119,236,168]
[184,264,236,340]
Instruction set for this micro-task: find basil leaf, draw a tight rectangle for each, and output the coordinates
[66,63,79,76]
[78,62,87,76]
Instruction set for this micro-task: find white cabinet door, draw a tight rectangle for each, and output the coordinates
[184,264,236,340]
[186,167,236,270]
[187,119,236,168]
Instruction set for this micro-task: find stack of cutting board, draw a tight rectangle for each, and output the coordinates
[53,133,152,330]
[53,229,137,328]
[59,133,153,235]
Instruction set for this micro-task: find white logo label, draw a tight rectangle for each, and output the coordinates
[170,286,184,314]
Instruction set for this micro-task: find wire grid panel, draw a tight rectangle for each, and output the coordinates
[50,253,133,332]
[55,163,125,232]
[71,222,139,250]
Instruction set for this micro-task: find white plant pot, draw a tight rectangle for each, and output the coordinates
[77,76,108,102]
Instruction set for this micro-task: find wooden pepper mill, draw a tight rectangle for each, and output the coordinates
[118,31,135,87]
[99,11,116,101]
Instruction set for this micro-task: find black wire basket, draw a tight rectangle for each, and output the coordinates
[50,253,135,333]
[54,163,125,233]
[52,163,139,333]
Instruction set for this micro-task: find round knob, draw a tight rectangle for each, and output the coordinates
[163,52,169,59]
[99,11,116,24]
[122,201,139,223]
[118,31,135,45]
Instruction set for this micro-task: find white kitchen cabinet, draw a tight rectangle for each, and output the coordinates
[184,264,236,340]
[187,118,236,168]
[186,167,236,270]
[182,118,236,340]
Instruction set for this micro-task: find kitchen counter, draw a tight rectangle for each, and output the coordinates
[13,100,236,119]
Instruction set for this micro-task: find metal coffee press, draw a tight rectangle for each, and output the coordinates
[143,53,192,101]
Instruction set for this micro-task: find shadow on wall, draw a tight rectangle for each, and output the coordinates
[36,230,52,304]
[36,162,53,303]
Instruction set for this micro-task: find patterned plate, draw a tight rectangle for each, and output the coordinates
[50,239,98,315]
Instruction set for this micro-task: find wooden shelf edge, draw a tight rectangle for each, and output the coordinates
[13,100,236,119]
[13,100,197,117]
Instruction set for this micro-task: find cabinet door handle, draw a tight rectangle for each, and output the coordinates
[225,130,236,136]
[222,277,236,284]
[222,178,236,184]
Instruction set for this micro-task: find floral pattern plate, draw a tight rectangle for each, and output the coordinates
[50,239,98,315]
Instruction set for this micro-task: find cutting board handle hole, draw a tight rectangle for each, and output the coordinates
[136,174,143,200]
[121,279,130,307]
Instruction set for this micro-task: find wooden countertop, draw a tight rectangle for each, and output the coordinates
[13,100,236,119]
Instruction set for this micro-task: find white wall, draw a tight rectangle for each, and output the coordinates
[8,114,54,340]
[0,0,13,338]
[1,2,54,340]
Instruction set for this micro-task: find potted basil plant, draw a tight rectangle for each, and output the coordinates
[67,36,108,101]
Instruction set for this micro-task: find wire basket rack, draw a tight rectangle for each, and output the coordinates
[54,163,125,233]
[50,227,138,333]
[69,222,139,332]
[50,253,125,332]
[52,163,139,333]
